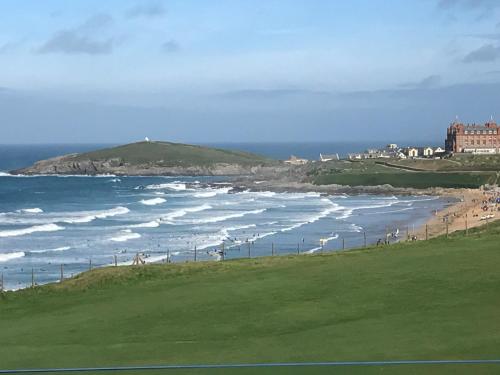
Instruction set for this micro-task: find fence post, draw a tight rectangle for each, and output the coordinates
[194,245,197,262]
[363,232,367,248]
[342,238,345,250]
[114,255,118,267]
[60,264,64,283]
[465,214,468,236]
[425,224,428,241]
[31,268,34,288]
[406,226,409,241]
[89,259,92,271]
[271,242,274,256]
[446,218,449,238]
[0,272,3,292]
[247,242,251,258]
[297,243,300,255]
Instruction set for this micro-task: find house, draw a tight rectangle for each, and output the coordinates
[284,155,308,165]
[421,147,434,157]
[319,153,339,162]
[405,147,419,158]
[434,146,445,154]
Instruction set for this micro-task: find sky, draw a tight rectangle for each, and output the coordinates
[0,0,500,144]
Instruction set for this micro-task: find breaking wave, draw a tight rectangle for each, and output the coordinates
[140,198,167,206]
[161,204,212,222]
[190,209,266,224]
[29,246,71,254]
[129,220,161,228]
[18,208,44,214]
[61,206,130,224]
[0,251,25,262]
[110,229,141,242]
[0,223,64,238]
[145,183,187,191]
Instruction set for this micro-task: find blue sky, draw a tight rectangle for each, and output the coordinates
[1,0,500,143]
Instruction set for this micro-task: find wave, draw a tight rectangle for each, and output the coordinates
[0,223,65,238]
[29,246,71,254]
[321,234,339,244]
[145,183,187,191]
[236,190,276,198]
[281,200,343,232]
[129,220,160,228]
[224,224,257,233]
[0,172,12,177]
[161,204,212,222]
[110,229,141,242]
[140,198,167,206]
[61,206,130,224]
[0,251,25,262]
[18,208,44,214]
[108,178,121,183]
[190,208,266,225]
[194,191,217,198]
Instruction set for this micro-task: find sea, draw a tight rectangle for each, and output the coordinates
[0,143,452,290]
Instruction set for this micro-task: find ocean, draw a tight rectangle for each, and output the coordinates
[0,144,452,290]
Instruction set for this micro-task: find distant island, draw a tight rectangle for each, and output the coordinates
[12,141,283,176]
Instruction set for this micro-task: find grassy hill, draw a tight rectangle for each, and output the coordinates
[310,160,498,188]
[71,141,272,167]
[1,223,500,374]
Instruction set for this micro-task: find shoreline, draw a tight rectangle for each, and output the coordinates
[415,187,499,239]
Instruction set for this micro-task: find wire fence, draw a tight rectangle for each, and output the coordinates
[0,209,494,292]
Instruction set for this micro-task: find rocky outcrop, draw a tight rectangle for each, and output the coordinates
[11,155,289,177]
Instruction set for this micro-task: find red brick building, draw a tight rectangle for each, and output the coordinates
[445,120,500,154]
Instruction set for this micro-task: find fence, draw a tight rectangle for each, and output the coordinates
[0,211,494,292]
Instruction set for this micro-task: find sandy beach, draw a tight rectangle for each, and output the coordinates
[416,188,500,239]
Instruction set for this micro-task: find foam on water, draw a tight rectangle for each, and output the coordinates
[0,251,25,262]
[140,198,167,206]
[61,206,130,224]
[0,223,64,238]
[29,246,71,254]
[18,208,44,214]
[189,208,266,224]
[110,229,141,242]
[129,220,161,228]
[145,183,187,191]
[161,203,213,223]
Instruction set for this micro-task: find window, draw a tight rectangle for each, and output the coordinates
[465,130,469,134]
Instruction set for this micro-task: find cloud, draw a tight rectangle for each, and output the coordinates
[162,40,180,53]
[38,32,113,55]
[463,43,500,62]
[37,14,114,55]
[0,41,19,54]
[126,2,166,18]
[399,75,442,89]
[438,0,500,10]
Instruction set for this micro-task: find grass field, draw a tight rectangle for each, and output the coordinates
[313,171,496,188]
[388,154,500,171]
[1,223,500,374]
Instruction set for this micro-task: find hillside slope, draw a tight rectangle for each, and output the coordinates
[1,223,500,374]
[12,141,280,176]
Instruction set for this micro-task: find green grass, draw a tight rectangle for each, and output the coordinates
[71,141,272,167]
[380,155,500,172]
[313,171,496,188]
[1,224,500,374]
